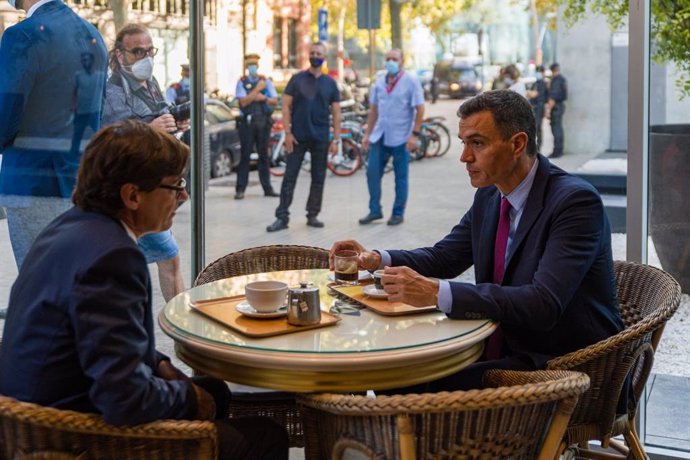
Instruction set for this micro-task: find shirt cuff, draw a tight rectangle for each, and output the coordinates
[436,280,453,313]
[376,250,392,269]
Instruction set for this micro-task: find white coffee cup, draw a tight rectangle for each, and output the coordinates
[244,281,288,313]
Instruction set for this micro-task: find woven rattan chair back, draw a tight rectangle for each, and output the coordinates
[193,245,330,449]
[300,370,590,460]
[194,244,330,286]
[546,261,682,459]
[0,395,217,460]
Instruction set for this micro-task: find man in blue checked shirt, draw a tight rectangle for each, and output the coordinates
[359,48,425,227]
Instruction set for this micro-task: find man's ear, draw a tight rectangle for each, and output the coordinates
[511,132,528,156]
[120,183,142,211]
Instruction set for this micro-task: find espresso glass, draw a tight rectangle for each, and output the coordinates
[334,250,359,285]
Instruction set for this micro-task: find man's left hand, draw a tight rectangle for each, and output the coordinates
[380,266,439,307]
[157,359,190,381]
[329,139,339,155]
[406,135,418,153]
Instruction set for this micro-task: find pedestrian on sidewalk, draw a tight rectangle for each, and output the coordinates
[527,65,548,150]
[102,23,189,302]
[266,41,341,232]
[546,63,567,158]
[359,48,424,226]
[0,0,107,269]
[234,53,279,200]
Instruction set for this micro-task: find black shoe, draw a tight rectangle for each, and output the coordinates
[306,217,324,228]
[234,192,245,200]
[264,190,280,197]
[266,219,288,232]
[387,215,404,226]
[358,213,383,225]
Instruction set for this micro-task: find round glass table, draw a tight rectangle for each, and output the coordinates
[159,269,496,392]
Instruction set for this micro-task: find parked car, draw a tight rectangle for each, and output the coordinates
[434,58,483,99]
[204,99,241,178]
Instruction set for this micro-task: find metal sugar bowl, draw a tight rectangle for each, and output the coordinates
[287,282,321,326]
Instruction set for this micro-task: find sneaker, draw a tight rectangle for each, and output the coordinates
[387,215,404,226]
[266,219,288,232]
[358,213,383,225]
[306,217,324,228]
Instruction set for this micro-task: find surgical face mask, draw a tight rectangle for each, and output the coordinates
[385,60,400,75]
[536,72,543,81]
[181,77,190,86]
[309,57,324,68]
[131,56,154,81]
[247,64,258,77]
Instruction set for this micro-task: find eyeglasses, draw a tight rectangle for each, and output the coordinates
[122,46,158,59]
[158,177,187,198]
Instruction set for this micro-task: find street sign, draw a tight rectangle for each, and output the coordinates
[318,8,328,42]
[357,0,381,29]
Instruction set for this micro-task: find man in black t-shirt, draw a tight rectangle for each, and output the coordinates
[266,42,341,232]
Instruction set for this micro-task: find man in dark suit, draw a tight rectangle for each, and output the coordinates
[0,121,288,459]
[330,89,623,391]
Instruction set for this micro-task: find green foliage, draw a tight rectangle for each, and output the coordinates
[557,0,690,96]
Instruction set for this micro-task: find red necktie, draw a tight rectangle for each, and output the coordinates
[485,197,511,360]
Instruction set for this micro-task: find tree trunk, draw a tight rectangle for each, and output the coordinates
[389,0,402,50]
[109,0,128,33]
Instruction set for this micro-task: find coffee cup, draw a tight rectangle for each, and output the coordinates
[373,269,385,290]
[334,250,359,285]
[244,280,288,313]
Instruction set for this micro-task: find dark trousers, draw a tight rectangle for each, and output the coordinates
[378,355,536,395]
[192,377,289,460]
[236,118,274,194]
[550,103,565,156]
[533,106,544,150]
[275,139,329,223]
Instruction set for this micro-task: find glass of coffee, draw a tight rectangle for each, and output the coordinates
[334,250,359,285]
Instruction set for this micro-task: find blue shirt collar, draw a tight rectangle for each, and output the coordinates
[504,157,539,213]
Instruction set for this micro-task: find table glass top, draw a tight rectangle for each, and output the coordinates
[161,269,491,355]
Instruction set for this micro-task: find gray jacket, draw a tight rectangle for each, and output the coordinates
[102,72,169,125]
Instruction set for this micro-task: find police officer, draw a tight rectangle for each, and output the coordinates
[166,63,190,105]
[527,65,548,150]
[546,63,567,158]
[234,53,279,200]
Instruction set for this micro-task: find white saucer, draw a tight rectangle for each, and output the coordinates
[328,270,372,282]
[235,301,288,319]
[363,284,388,299]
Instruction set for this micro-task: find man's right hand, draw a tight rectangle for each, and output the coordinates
[329,240,381,271]
[192,383,216,420]
[255,79,267,92]
[284,132,297,153]
[362,135,370,151]
[150,114,177,133]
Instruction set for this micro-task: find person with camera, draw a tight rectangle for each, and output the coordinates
[102,23,188,302]
[233,53,279,200]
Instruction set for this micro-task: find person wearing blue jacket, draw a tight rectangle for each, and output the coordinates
[0,0,107,269]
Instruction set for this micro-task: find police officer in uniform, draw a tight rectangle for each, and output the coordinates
[166,63,190,105]
[546,63,567,158]
[234,53,279,199]
[527,65,548,150]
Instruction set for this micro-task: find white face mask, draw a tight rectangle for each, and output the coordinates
[131,57,154,81]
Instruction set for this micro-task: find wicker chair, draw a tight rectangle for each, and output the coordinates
[193,244,331,448]
[0,395,217,460]
[546,260,682,459]
[299,369,590,460]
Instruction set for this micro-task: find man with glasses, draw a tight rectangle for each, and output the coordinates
[0,121,290,459]
[102,23,189,302]
[359,48,424,226]
[266,41,341,232]
[0,0,107,273]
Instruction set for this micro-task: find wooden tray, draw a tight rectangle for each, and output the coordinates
[190,295,341,338]
[330,285,437,316]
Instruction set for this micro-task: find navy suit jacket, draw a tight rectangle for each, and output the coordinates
[0,207,194,425]
[388,154,623,367]
[0,1,107,199]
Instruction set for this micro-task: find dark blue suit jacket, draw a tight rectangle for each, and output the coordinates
[0,207,194,425]
[0,1,107,198]
[388,154,623,367]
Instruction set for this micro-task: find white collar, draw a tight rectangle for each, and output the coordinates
[27,0,57,18]
[119,220,138,242]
